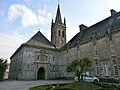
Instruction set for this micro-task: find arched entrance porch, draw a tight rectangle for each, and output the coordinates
[37,67,45,80]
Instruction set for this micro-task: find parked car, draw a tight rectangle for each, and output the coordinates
[74,75,99,83]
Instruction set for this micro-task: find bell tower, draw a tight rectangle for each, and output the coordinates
[51,4,66,48]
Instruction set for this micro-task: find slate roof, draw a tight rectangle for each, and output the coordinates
[11,10,120,59]
[25,31,55,49]
[55,4,62,23]
[62,11,120,50]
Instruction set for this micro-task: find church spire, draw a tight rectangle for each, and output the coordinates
[55,4,62,23]
[51,4,66,48]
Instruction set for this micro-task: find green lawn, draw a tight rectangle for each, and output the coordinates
[29,82,120,90]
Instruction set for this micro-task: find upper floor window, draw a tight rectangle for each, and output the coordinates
[93,44,97,56]
[109,40,115,54]
[58,30,60,36]
[46,56,48,60]
[37,55,39,60]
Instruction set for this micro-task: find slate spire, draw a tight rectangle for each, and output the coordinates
[64,17,66,25]
[55,4,62,23]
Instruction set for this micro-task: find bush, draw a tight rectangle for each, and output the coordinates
[99,78,119,83]
[95,83,119,90]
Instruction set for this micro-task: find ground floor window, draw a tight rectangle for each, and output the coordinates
[103,62,109,76]
[96,66,99,76]
[114,65,118,76]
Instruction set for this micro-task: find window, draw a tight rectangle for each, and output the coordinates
[37,55,39,60]
[113,60,117,64]
[93,45,97,56]
[95,61,99,76]
[53,65,55,72]
[103,62,109,76]
[58,30,60,36]
[27,65,30,69]
[96,66,99,76]
[62,31,64,37]
[113,60,118,76]
[109,40,115,54]
[114,66,118,76]
[46,56,48,60]
[53,57,55,61]
[41,54,45,61]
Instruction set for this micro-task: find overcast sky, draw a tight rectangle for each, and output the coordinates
[0,0,120,62]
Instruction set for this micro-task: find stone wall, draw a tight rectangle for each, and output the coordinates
[59,30,120,79]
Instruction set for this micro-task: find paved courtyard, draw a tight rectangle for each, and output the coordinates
[0,80,73,90]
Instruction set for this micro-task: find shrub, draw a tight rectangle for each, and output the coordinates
[95,83,119,90]
[99,78,119,83]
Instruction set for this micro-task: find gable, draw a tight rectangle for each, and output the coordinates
[25,31,55,49]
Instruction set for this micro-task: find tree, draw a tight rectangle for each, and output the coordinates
[67,58,91,81]
[83,58,92,75]
[67,60,80,79]
[0,58,7,80]
[82,58,92,81]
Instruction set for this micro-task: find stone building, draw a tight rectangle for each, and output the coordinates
[9,5,120,80]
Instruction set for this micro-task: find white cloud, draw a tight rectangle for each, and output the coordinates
[8,4,51,28]
[0,32,27,63]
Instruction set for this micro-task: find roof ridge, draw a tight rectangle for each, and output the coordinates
[26,31,55,48]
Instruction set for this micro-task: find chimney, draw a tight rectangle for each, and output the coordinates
[110,9,117,16]
[79,24,88,32]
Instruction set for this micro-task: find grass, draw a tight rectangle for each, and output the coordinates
[29,82,120,90]
[29,82,101,90]
[29,85,51,90]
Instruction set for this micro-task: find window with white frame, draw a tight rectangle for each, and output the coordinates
[113,60,118,76]
[103,62,109,76]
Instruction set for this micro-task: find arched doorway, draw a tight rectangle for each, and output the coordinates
[37,67,45,80]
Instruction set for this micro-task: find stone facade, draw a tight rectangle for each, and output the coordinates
[9,4,120,80]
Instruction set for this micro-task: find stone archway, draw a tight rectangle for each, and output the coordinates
[37,67,45,80]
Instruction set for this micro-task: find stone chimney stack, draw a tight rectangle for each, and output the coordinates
[79,24,88,32]
[110,9,117,16]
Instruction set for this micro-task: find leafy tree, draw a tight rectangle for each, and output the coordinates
[67,58,91,81]
[82,58,92,81]
[0,58,7,80]
[83,58,92,75]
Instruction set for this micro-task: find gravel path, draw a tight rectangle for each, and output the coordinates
[0,80,73,90]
